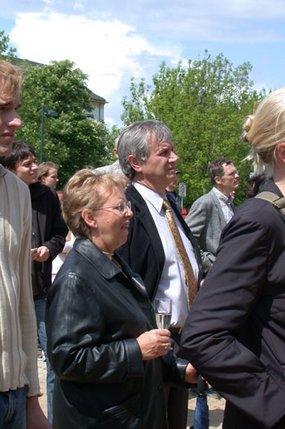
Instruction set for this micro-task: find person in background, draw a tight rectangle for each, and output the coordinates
[37,161,59,190]
[246,172,266,198]
[181,88,285,429]
[94,136,125,175]
[186,157,239,274]
[51,229,75,283]
[0,60,51,428]
[117,120,203,429]
[166,170,182,210]
[46,169,196,429]
[2,140,68,424]
[37,164,75,283]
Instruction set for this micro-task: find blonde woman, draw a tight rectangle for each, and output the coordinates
[181,88,285,429]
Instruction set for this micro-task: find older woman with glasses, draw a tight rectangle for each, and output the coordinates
[46,169,196,429]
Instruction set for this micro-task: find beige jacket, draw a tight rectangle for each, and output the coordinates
[0,165,40,396]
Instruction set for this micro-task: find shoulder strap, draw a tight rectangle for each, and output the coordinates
[255,191,285,215]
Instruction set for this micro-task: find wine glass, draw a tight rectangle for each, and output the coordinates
[154,298,172,329]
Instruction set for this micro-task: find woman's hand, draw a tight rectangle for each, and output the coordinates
[136,329,172,360]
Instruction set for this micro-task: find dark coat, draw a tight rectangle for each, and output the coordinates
[46,238,188,429]
[180,180,285,429]
[30,182,67,297]
[117,184,203,301]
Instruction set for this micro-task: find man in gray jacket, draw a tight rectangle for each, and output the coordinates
[186,157,239,274]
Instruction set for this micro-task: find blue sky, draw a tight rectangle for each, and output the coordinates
[1,0,285,126]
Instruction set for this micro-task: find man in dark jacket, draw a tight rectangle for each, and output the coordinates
[2,140,67,424]
[116,120,203,429]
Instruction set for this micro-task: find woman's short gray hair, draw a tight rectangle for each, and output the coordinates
[62,169,129,238]
[117,120,173,180]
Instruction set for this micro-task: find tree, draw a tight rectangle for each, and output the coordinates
[121,51,265,206]
[0,30,17,60]
[16,60,114,186]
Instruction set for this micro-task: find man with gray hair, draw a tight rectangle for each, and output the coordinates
[117,120,202,429]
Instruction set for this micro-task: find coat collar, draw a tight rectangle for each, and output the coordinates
[126,184,151,217]
[258,178,283,197]
[29,182,53,199]
[73,238,120,279]
[73,238,148,296]
[0,164,7,178]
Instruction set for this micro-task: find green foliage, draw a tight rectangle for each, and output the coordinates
[121,78,154,123]
[0,30,17,60]
[121,51,266,207]
[16,60,113,187]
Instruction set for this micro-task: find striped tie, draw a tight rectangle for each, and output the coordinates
[163,199,197,308]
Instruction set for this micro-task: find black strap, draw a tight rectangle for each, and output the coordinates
[255,191,285,215]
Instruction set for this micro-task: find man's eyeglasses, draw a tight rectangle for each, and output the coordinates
[95,201,132,216]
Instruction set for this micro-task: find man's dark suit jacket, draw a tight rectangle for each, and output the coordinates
[116,184,203,301]
[180,179,285,429]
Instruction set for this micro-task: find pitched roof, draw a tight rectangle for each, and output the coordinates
[11,57,107,104]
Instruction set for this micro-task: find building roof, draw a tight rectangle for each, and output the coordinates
[12,57,107,105]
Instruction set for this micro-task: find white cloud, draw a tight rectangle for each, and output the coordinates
[5,1,285,125]
[10,11,181,99]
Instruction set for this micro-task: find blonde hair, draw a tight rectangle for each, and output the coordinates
[62,169,129,238]
[0,60,21,100]
[241,88,285,176]
[37,161,58,181]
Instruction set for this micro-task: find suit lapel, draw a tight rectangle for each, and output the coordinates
[114,251,149,298]
[126,185,165,268]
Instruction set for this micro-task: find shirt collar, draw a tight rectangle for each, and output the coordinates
[133,181,165,212]
[212,186,229,203]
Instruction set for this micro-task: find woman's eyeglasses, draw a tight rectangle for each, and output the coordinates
[94,201,132,216]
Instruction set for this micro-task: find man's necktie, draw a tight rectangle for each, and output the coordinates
[163,199,197,308]
[227,197,235,213]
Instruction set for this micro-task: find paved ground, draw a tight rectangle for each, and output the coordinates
[38,358,225,428]
[187,395,224,429]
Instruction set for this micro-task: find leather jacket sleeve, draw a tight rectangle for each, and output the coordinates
[46,271,144,383]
